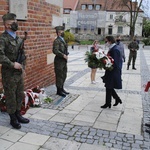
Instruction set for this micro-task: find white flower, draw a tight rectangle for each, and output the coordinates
[105,58,113,68]
[96,51,105,59]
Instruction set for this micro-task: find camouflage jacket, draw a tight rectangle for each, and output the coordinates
[128,41,139,51]
[0,31,26,71]
[52,36,69,59]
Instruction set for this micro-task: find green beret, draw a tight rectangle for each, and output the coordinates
[55,26,64,31]
[2,13,17,22]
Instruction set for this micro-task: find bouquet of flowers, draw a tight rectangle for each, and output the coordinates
[0,93,6,112]
[85,51,114,70]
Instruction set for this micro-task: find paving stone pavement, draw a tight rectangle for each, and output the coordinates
[0,44,150,150]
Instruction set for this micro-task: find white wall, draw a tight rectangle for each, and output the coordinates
[47,0,64,28]
[105,11,143,36]
[63,10,143,36]
[45,0,63,7]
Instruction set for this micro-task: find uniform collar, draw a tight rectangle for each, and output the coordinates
[6,30,16,39]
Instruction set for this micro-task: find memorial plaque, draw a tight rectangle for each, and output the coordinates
[9,0,28,20]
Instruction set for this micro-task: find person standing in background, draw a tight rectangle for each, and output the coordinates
[127,37,139,70]
[0,13,29,129]
[116,35,125,70]
[53,26,69,97]
[90,40,101,84]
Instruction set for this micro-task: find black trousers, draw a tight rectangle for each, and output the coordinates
[106,88,120,105]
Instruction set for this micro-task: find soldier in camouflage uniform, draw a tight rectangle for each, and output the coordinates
[0,13,29,129]
[127,38,139,70]
[52,26,69,97]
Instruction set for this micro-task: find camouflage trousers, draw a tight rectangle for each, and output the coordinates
[2,71,24,114]
[54,59,67,88]
[127,51,137,67]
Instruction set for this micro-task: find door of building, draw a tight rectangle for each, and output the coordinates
[108,25,113,35]
[98,28,101,35]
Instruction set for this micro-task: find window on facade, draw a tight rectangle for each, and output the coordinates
[118,26,123,34]
[108,25,113,35]
[78,26,81,31]
[119,16,123,21]
[98,28,101,35]
[110,14,113,19]
[84,26,87,31]
[81,4,86,10]
[64,9,70,14]
[75,28,78,33]
[91,26,94,32]
[95,4,101,10]
[88,4,93,10]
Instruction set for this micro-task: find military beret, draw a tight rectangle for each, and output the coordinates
[55,26,64,31]
[2,13,17,22]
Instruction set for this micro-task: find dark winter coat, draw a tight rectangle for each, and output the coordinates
[102,45,122,89]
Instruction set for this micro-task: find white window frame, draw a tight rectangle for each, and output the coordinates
[118,26,123,34]
[88,4,93,10]
[64,9,70,14]
[95,4,101,10]
[110,14,113,20]
[81,4,86,10]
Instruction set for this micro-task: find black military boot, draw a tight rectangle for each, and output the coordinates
[127,65,129,70]
[9,113,21,129]
[15,110,30,123]
[56,87,66,97]
[132,64,136,70]
[62,87,69,95]
[132,66,136,70]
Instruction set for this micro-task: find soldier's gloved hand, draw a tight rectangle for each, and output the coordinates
[14,62,22,70]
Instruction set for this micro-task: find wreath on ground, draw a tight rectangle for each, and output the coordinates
[0,86,53,115]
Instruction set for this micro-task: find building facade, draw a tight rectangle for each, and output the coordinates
[63,0,144,40]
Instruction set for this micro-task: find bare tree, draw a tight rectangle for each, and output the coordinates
[112,0,145,39]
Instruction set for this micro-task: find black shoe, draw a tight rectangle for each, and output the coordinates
[132,68,136,70]
[56,87,66,97]
[146,129,150,134]
[101,104,111,109]
[113,99,122,106]
[15,111,30,123]
[62,89,69,95]
[56,91,66,97]
[145,123,150,128]
[9,114,21,129]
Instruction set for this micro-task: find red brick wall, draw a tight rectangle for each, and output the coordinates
[0,0,60,90]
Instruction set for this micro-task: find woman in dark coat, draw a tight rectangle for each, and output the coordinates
[101,36,122,108]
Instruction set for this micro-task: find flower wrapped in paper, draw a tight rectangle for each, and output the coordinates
[85,51,114,70]
[0,86,51,115]
[85,51,99,68]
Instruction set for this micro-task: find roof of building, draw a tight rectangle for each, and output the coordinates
[63,0,79,10]
[63,0,143,12]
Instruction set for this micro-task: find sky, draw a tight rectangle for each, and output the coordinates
[146,2,150,18]
[137,0,150,18]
